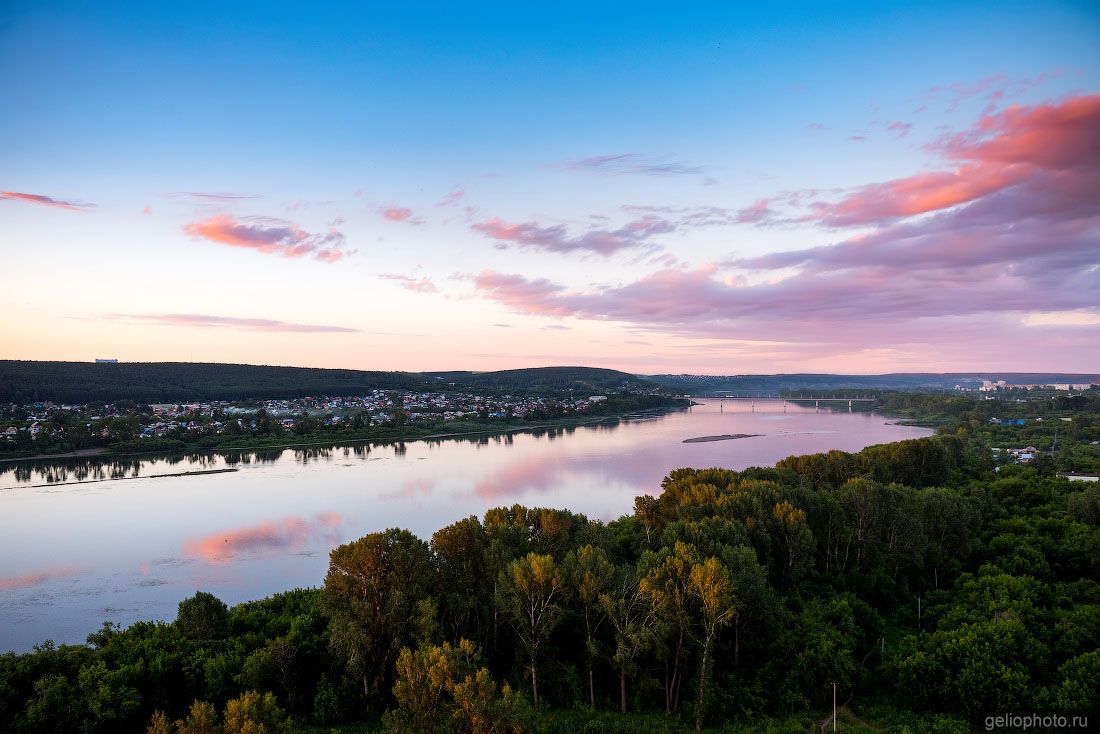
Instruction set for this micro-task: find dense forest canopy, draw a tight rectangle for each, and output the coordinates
[0,362,663,404]
[1,397,1097,732]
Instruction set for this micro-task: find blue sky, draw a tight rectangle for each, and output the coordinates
[2,1,1098,372]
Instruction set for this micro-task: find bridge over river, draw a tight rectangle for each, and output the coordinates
[689,394,879,411]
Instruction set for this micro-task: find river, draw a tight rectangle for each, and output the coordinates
[0,399,932,652]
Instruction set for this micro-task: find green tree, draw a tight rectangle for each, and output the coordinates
[223,690,290,734]
[312,675,340,725]
[432,516,490,642]
[174,700,219,734]
[147,709,172,734]
[24,673,84,732]
[176,591,229,641]
[768,500,814,584]
[599,563,656,713]
[77,660,141,731]
[498,553,563,706]
[384,639,529,734]
[688,557,736,732]
[563,544,613,708]
[640,541,697,713]
[323,528,434,708]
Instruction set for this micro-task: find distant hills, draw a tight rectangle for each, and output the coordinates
[646,372,1100,395]
[0,361,656,404]
[3,361,1098,404]
[425,367,654,395]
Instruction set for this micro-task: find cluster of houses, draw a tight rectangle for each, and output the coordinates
[3,390,615,444]
[993,446,1041,464]
[966,380,1099,392]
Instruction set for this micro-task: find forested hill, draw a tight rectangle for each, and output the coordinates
[0,362,662,403]
[648,372,1100,395]
[424,367,657,395]
[0,361,435,404]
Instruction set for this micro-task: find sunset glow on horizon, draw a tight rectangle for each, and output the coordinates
[2,2,1098,373]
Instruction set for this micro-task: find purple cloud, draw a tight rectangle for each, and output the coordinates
[183,214,352,262]
[1,191,93,211]
[471,215,674,256]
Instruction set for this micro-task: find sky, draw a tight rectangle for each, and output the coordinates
[2,1,1098,374]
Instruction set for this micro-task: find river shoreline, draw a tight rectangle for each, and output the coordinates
[0,405,686,467]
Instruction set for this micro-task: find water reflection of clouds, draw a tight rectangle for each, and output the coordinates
[381,477,435,501]
[183,512,343,564]
[0,564,86,590]
[462,447,662,505]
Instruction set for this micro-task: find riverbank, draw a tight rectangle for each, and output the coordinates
[0,447,109,463]
[0,403,688,466]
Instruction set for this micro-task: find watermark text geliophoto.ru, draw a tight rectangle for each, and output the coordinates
[985,713,1088,731]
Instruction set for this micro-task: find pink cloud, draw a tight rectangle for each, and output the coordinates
[183,214,352,262]
[379,206,424,225]
[472,270,576,316]
[473,149,1097,350]
[0,565,85,590]
[1,191,93,211]
[887,121,913,138]
[108,313,360,333]
[184,513,343,564]
[379,273,438,293]
[471,215,673,256]
[807,94,1100,227]
[734,199,773,224]
[462,93,1099,369]
[924,70,1063,114]
[437,190,465,207]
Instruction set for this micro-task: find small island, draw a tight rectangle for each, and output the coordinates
[682,433,762,443]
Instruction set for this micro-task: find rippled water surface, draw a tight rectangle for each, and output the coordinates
[0,399,931,652]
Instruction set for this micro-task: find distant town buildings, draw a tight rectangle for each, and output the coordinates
[966,380,1098,393]
[2,388,638,445]
[1056,472,1100,482]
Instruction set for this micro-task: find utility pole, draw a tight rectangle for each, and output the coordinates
[832,681,837,732]
[918,596,922,630]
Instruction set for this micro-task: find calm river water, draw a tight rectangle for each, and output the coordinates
[0,399,931,652]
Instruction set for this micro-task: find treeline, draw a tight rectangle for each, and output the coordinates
[2,428,1098,732]
[0,361,432,404]
[873,391,1100,473]
[0,362,667,404]
[424,367,657,395]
